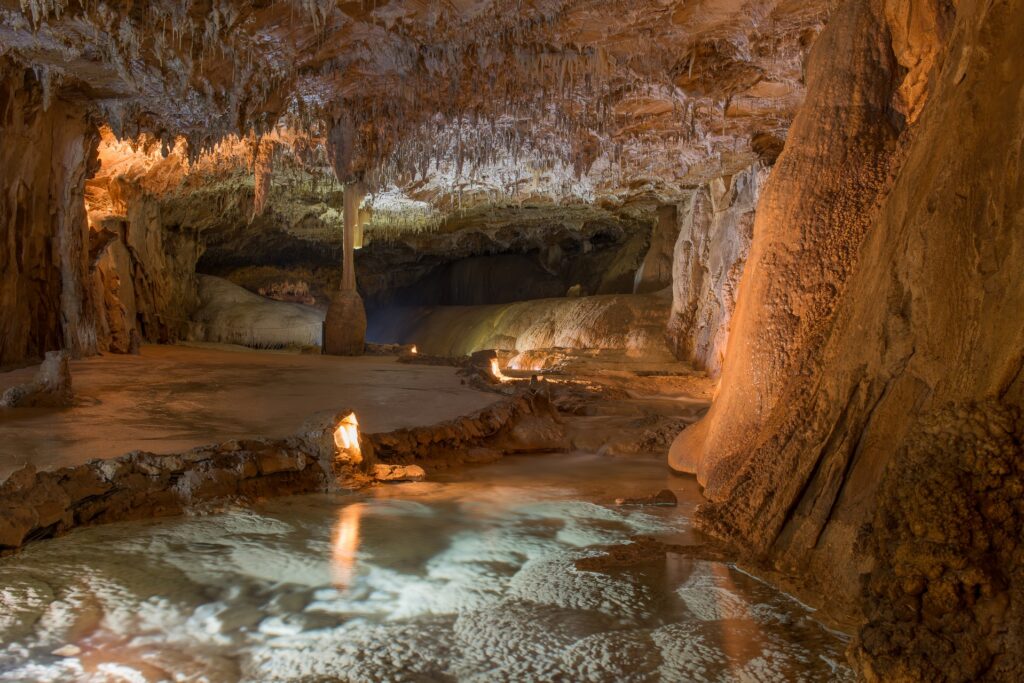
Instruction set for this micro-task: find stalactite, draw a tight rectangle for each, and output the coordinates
[251,137,275,222]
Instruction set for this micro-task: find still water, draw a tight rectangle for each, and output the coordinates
[0,454,853,682]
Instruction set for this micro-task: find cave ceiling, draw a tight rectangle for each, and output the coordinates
[2,0,828,231]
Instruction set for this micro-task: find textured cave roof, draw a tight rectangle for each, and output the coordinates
[3,0,828,211]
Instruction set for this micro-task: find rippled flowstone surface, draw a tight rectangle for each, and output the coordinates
[0,455,853,682]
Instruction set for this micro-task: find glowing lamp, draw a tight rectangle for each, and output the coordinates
[411,345,418,355]
[333,413,362,463]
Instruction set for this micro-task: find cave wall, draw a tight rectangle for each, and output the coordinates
[0,65,99,367]
[88,201,200,351]
[669,0,1023,678]
[666,164,765,377]
[369,292,675,360]
[116,195,201,343]
[0,63,200,366]
[387,253,572,307]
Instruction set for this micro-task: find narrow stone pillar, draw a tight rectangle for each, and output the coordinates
[323,183,367,355]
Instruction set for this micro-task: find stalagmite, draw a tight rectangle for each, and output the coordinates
[323,182,368,355]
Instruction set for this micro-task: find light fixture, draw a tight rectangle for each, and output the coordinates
[333,413,362,463]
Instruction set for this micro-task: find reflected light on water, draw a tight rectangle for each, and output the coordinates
[331,503,365,589]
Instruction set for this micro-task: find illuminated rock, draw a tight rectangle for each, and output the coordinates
[323,290,367,356]
[372,464,426,482]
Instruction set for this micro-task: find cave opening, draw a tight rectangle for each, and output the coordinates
[1,0,1022,681]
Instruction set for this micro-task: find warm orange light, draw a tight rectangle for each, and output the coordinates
[331,503,364,589]
[333,413,362,462]
[490,358,511,383]
[411,345,418,355]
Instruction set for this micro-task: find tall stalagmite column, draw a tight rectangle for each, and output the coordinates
[323,182,367,355]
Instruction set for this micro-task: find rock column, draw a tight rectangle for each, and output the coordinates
[323,182,368,355]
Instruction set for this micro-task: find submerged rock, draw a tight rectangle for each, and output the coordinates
[372,464,426,482]
[615,489,678,507]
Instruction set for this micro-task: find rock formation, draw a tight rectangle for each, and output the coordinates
[323,182,368,356]
[669,0,1024,678]
[0,62,98,366]
[0,389,565,552]
[633,205,679,294]
[371,292,675,361]
[666,163,765,377]
[190,275,324,349]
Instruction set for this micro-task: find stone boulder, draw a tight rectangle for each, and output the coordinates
[372,464,427,482]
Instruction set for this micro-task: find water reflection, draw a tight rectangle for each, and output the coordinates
[331,502,364,589]
[0,454,854,682]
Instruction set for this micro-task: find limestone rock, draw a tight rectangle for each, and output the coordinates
[633,205,679,294]
[190,275,324,349]
[372,464,426,482]
[670,0,1024,678]
[375,293,675,361]
[615,490,678,507]
[666,164,764,377]
[323,290,367,356]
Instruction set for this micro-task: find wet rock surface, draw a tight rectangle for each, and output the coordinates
[371,464,427,483]
[615,489,678,507]
[0,414,347,552]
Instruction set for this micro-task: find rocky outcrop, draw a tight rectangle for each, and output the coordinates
[666,164,765,377]
[190,275,324,349]
[0,389,564,552]
[669,0,1023,678]
[669,0,905,483]
[324,290,368,355]
[370,293,675,361]
[371,463,427,482]
[0,412,350,551]
[368,391,567,467]
[88,198,201,353]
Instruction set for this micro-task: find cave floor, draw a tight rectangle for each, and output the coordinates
[0,452,855,681]
[0,343,498,481]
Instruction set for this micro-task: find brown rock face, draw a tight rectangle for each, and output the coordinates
[0,64,98,366]
[0,63,201,367]
[667,0,1024,678]
[669,0,904,481]
[323,290,368,356]
[666,163,764,377]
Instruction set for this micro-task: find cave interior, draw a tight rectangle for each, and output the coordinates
[0,0,1022,681]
